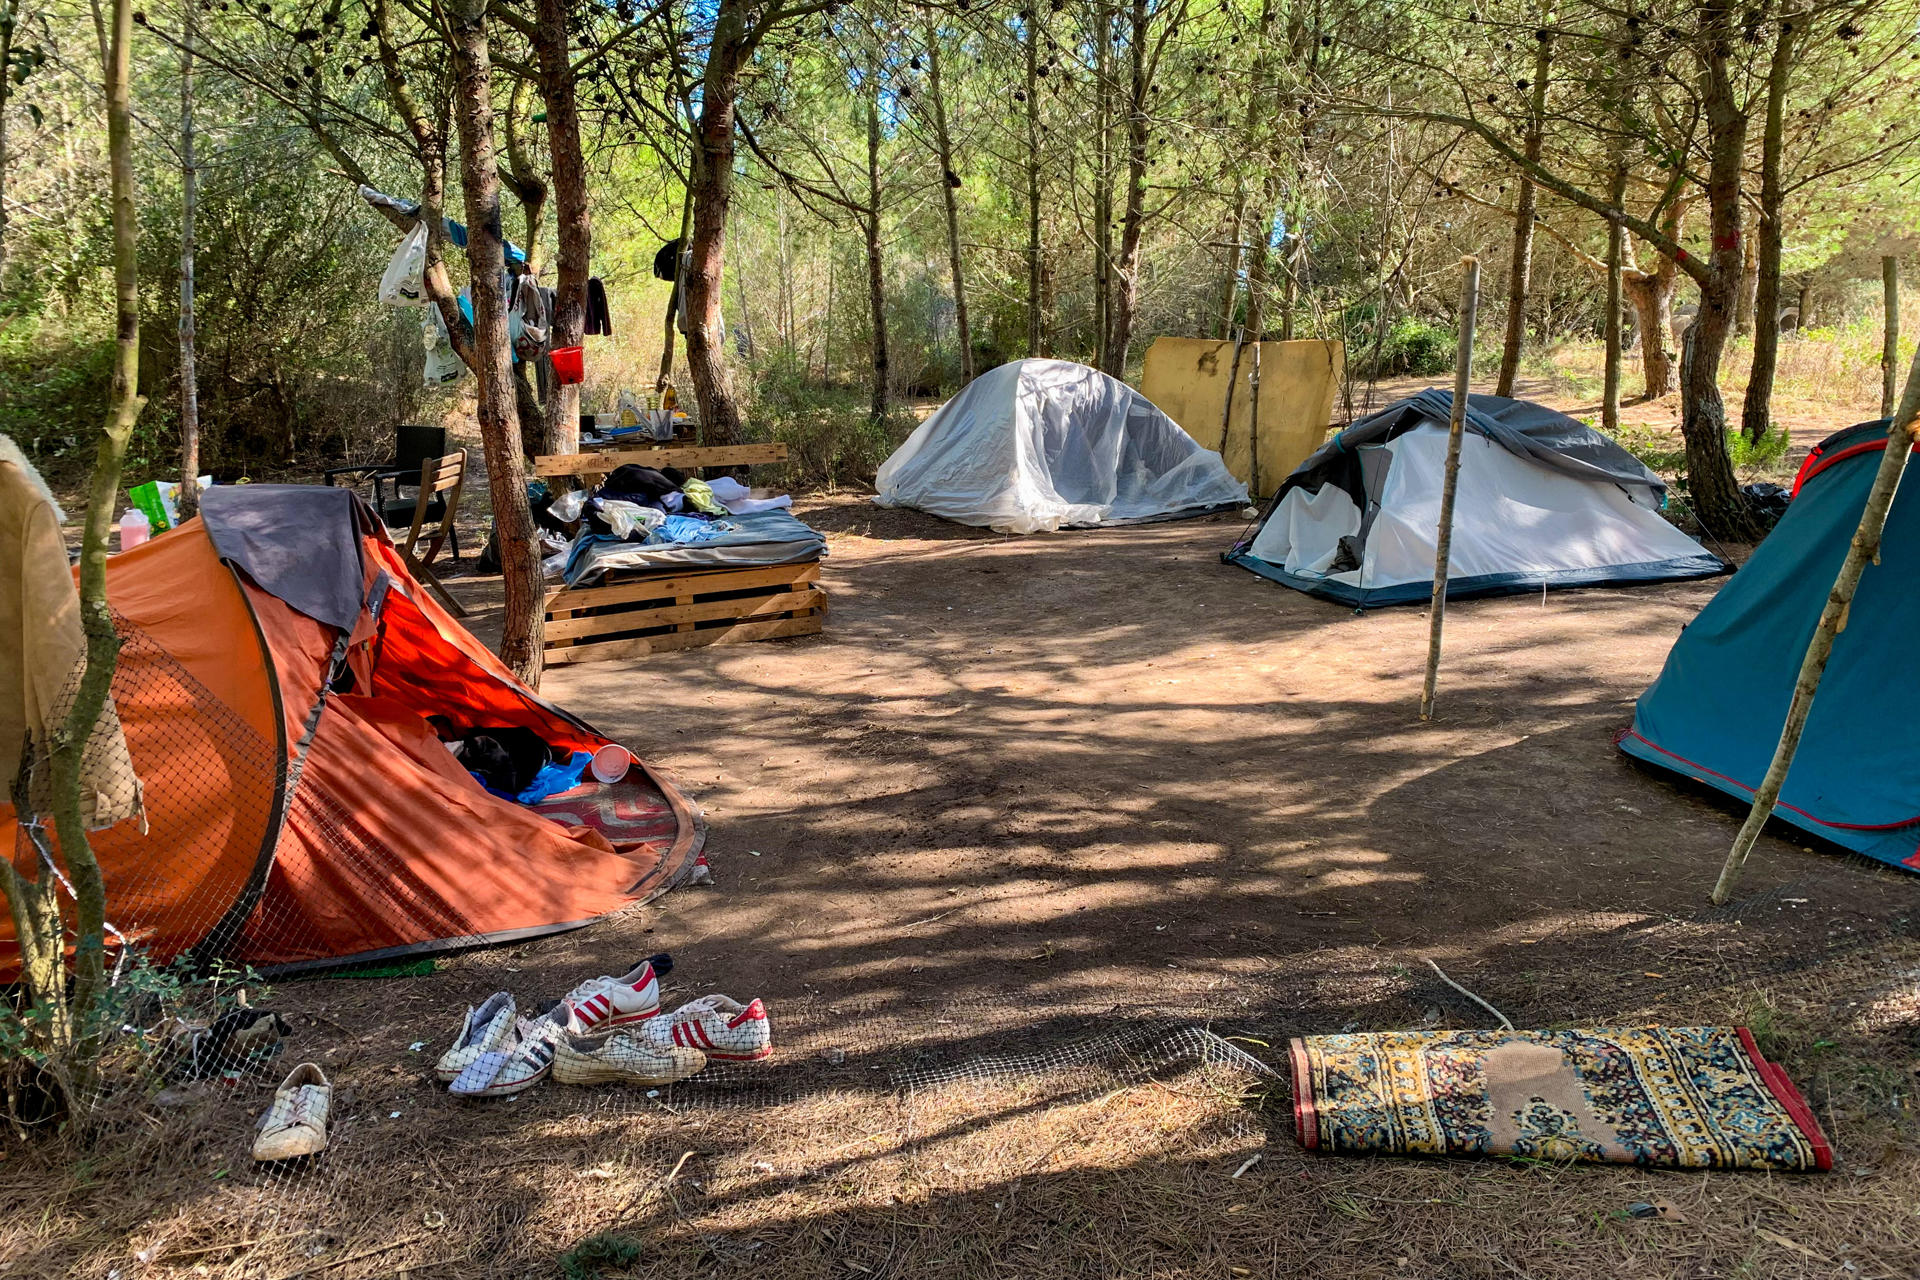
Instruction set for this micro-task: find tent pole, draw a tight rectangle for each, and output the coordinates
[1711,335,1920,904]
[1419,256,1481,722]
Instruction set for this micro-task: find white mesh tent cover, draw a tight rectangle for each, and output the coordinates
[1225,391,1727,606]
[874,359,1249,534]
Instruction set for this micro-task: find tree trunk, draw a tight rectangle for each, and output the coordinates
[864,80,889,421]
[373,0,473,366]
[51,0,146,1068]
[1882,256,1899,419]
[1092,1,1112,363]
[1277,217,1302,342]
[177,5,199,517]
[1245,214,1272,341]
[1023,13,1041,358]
[684,2,749,446]
[533,0,588,456]
[0,0,11,286]
[1735,235,1758,337]
[1712,347,1920,903]
[449,0,542,684]
[1602,164,1626,434]
[1679,4,1760,542]
[1219,189,1246,339]
[1739,13,1795,442]
[1102,0,1149,376]
[922,19,972,384]
[1494,28,1552,398]
[501,79,548,275]
[1622,267,1678,399]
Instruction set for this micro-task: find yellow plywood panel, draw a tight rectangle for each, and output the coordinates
[1140,338,1343,499]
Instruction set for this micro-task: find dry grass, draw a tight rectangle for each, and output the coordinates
[2,934,1914,1280]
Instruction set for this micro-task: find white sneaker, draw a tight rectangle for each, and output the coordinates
[551,1031,707,1087]
[560,955,670,1033]
[252,1063,330,1161]
[645,995,772,1062]
[435,992,516,1083]
[449,1010,575,1097]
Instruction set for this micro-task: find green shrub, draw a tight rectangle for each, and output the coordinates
[1614,424,1793,482]
[745,357,916,491]
[1728,424,1791,472]
[1346,311,1458,378]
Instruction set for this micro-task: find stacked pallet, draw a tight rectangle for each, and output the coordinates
[535,442,827,664]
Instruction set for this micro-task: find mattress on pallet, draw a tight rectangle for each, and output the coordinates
[564,510,827,586]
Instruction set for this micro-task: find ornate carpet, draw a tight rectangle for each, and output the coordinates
[1290,1027,1832,1170]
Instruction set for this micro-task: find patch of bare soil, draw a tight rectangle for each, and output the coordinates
[5,498,1916,1280]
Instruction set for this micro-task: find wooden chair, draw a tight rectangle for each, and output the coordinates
[399,450,469,617]
[325,424,456,553]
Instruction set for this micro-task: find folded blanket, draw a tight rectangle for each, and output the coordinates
[1291,1026,1831,1170]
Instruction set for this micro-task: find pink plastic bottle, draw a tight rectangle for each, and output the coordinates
[118,507,150,551]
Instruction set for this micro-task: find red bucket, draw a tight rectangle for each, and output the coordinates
[550,344,585,386]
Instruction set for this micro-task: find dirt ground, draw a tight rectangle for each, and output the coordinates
[9,487,1918,1280]
[7,374,1918,1278]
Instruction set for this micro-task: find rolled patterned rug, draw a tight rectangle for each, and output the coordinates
[1290,1026,1831,1171]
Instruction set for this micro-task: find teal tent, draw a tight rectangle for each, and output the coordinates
[1620,420,1920,872]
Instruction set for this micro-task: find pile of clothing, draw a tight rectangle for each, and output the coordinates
[539,464,803,586]
[429,717,591,805]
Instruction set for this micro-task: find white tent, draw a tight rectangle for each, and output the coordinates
[1226,391,1727,606]
[874,359,1249,534]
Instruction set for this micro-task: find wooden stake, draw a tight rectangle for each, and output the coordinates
[1419,256,1481,721]
[1881,255,1899,420]
[1711,337,1920,904]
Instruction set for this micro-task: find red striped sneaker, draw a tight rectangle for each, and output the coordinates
[561,955,671,1033]
[645,995,772,1062]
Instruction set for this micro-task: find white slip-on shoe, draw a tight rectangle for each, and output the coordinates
[252,1062,331,1161]
[560,954,671,1033]
[435,992,517,1084]
[644,995,772,1062]
[551,1030,706,1087]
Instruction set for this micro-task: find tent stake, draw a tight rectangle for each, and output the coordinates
[1711,330,1920,904]
[1420,256,1481,721]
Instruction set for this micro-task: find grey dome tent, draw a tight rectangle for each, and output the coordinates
[1224,390,1728,606]
[873,359,1249,534]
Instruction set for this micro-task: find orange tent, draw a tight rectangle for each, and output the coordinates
[1,486,703,976]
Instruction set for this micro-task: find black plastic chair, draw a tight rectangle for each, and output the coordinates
[324,424,461,560]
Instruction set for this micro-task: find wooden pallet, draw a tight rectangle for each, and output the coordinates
[543,561,825,665]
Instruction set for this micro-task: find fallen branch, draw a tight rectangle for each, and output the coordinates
[1425,958,1514,1030]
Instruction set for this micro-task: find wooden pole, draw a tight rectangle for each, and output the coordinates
[1881,255,1898,421]
[1710,337,1920,904]
[1419,256,1481,722]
